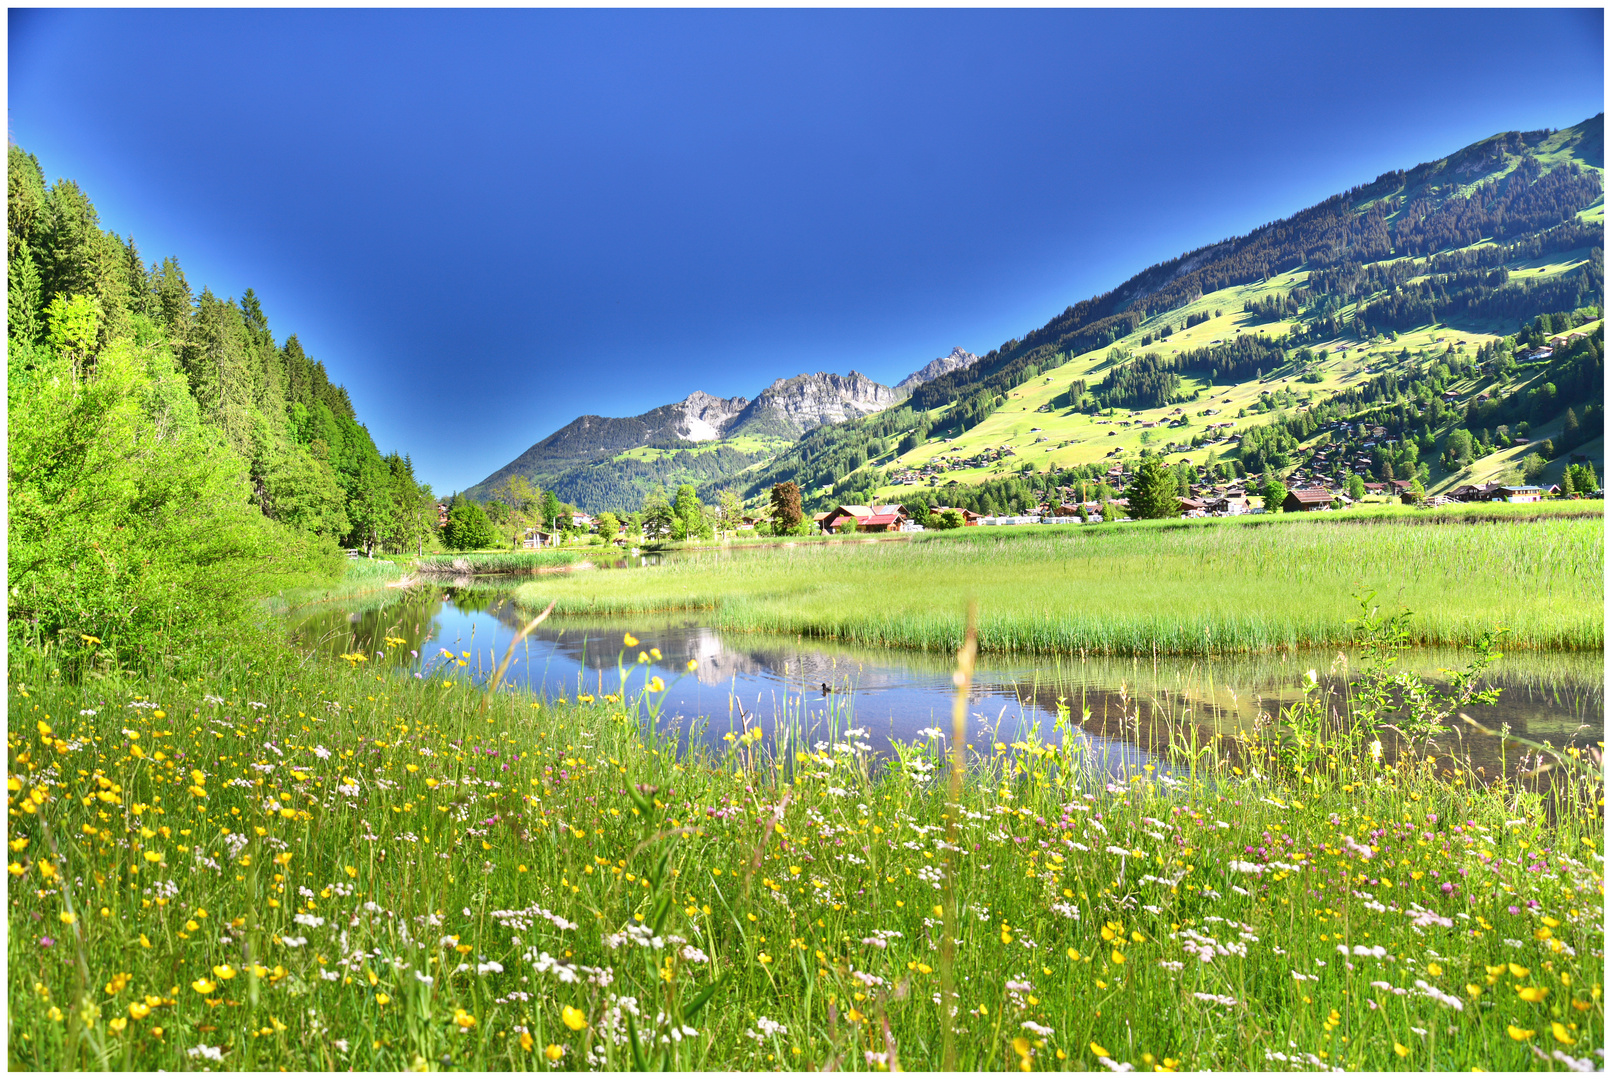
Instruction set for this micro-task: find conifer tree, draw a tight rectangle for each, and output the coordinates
[1126,458,1180,519]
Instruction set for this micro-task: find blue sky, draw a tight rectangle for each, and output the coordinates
[9,8,1604,493]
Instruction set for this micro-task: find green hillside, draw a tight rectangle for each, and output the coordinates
[464,116,1604,518]
[738,115,1604,514]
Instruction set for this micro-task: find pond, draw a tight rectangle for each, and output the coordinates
[288,582,1603,781]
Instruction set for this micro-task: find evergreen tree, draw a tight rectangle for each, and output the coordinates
[8,247,42,345]
[187,289,256,455]
[122,236,154,320]
[152,256,196,359]
[8,145,48,264]
[37,177,129,346]
[1126,458,1180,519]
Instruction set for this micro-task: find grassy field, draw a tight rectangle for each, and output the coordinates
[508,511,1603,656]
[614,434,791,465]
[7,621,1602,1072]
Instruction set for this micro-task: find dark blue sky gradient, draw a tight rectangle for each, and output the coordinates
[9,9,1603,493]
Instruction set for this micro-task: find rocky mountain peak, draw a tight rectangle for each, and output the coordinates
[895,346,979,395]
[673,391,749,442]
[726,371,900,439]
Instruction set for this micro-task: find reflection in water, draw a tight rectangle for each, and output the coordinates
[289,586,1603,780]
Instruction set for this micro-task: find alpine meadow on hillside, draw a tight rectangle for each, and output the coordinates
[7,8,1605,1074]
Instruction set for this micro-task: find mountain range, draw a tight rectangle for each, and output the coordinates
[466,349,977,503]
[468,114,1603,513]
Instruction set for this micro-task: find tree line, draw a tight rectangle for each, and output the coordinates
[8,146,433,560]
[8,144,440,672]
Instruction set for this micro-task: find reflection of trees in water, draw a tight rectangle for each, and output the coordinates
[286,591,1600,778]
[515,614,1601,716]
[1013,672,1597,786]
[289,588,446,672]
[507,618,919,693]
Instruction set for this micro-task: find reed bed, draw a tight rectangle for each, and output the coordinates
[260,558,410,616]
[415,550,591,575]
[7,623,1601,1071]
[513,516,1603,655]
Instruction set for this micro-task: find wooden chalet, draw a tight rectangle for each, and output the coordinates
[1281,487,1335,513]
[1449,482,1503,503]
[825,504,912,533]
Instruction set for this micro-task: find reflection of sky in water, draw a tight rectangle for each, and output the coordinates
[414,598,1154,776]
[293,589,1602,779]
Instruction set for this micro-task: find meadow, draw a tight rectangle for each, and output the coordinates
[6,612,1602,1072]
[511,512,1604,656]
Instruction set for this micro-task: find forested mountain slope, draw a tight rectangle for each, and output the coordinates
[742,115,1603,512]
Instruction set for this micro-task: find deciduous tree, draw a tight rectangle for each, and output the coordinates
[769,482,803,532]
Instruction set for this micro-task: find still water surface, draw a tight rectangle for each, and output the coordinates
[291,582,1603,779]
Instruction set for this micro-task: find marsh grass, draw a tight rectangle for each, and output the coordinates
[415,551,591,575]
[6,607,1603,1072]
[513,515,1603,655]
[261,558,411,618]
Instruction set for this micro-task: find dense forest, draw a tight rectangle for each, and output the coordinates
[540,442,775,511]
[8,145,432,669]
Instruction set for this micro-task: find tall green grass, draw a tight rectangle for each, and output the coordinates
[260,557,409,617]
[415,550,591,574]
[7,626,1602,1071]
[513,515,1603,655]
